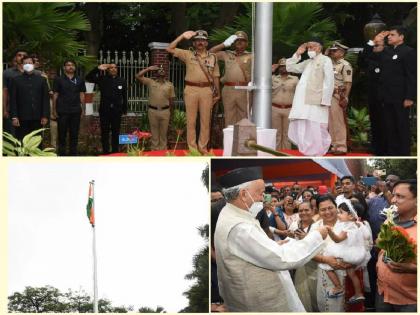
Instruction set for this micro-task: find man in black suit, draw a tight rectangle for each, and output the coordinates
[86,64,127,154]
[9,56,50,141]
[359,41,384,155]
[363,26,416,156]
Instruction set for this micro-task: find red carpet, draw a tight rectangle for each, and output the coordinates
[104,149,224,157]
[104,149,370,157]
[280,149,372,157]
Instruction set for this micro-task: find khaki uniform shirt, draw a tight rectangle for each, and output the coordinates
[217,51,252,83]
[141,77,175,106]
[173,48,220,82]
[333,58,353,87]
[272,75,299,105]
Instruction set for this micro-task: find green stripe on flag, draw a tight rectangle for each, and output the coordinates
[87,197,93,220]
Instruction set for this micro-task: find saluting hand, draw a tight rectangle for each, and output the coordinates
[98,64,109,71]
[296,43,307,56]
[373,31,390,45]
[183,31,197,40]
[223,35,238,47]
[148,65,160,71]
[272,64,279,73]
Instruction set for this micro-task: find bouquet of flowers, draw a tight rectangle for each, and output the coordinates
[127,130,152,156]
[376,205,416,263]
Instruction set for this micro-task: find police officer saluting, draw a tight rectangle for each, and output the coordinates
[86,63,127,154]
[209,31,252,127]
[326,41,353,155]
[364,26,416,156]
[136,65,175,150]
[166,30,220,154]
[271,58,299,150]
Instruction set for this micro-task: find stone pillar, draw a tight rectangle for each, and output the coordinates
[148,42,170,80]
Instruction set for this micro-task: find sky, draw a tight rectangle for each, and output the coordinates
[8,160,209,313]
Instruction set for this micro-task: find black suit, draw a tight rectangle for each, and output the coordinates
[363,43,416,156]
[359,48,385,155]
[86,68,127,154]
[9,72,50,141]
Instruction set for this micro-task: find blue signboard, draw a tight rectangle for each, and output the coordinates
[119,134,138,144]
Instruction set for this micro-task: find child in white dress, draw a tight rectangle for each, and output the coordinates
[318,200,367,303]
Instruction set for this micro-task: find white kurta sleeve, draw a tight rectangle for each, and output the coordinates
[286,54,307,74]
[321,57,335,106]
[228,223,325,271]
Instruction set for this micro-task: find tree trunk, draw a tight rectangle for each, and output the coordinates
[169,3,187,48]
[214,3,241,29]
[83,3,103,56]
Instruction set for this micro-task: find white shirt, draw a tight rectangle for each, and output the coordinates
[336,194,350,206]
[286,53,334,124]
[227,220,325,311]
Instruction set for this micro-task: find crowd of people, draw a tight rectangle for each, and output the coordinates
[211,167,417,312]
[3,25,415,156]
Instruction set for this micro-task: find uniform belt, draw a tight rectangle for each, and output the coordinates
[272,103,292,109]
[224,81,249,86]
[149,105,170,110]
[185,80,211,87]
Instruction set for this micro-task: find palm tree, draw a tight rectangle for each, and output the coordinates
[210,2,337,61]
[201,164,209,192]
[3,2,95,70]
[181,225,209,313]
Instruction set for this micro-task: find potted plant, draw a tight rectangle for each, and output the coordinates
[126,130,152,156]
[169,109,187,151]
[347,107,371,152]
[3,129,57,156]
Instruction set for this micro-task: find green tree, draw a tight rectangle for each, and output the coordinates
[370,159,417,180]
[8,286,133,313]
[201,164,209,191]
[3,2,95,70]
[138,306,166,313]
[210,3,337,61]
[180,225,209,313]
[8,286,66,313]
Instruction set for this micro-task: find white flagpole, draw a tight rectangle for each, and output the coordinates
[91,180,99,313]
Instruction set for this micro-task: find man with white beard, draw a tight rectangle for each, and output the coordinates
[214,166,328,312]
[286,38,334,156]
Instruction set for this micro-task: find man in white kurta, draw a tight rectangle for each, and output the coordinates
[286,39,335,156]
[214,167,328,312]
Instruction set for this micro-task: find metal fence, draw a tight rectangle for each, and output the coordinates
[91,50,186,113]
[3,49,186,114]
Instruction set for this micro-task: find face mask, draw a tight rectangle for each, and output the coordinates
[23,64,34,72]
[243,190,263,218]
[307,50,317,59]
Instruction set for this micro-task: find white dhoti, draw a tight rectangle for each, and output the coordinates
[288,119,331,156]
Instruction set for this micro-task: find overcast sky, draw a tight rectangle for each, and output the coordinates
[8,160,209,313]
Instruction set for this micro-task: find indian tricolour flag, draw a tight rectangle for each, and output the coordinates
[86,181,95,226]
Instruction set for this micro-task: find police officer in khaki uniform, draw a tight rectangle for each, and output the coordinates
[136,65,175,150]
[166,30,220,154]
[209,31,252,127]
[271,58,299,150]
[326,41,353,154]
